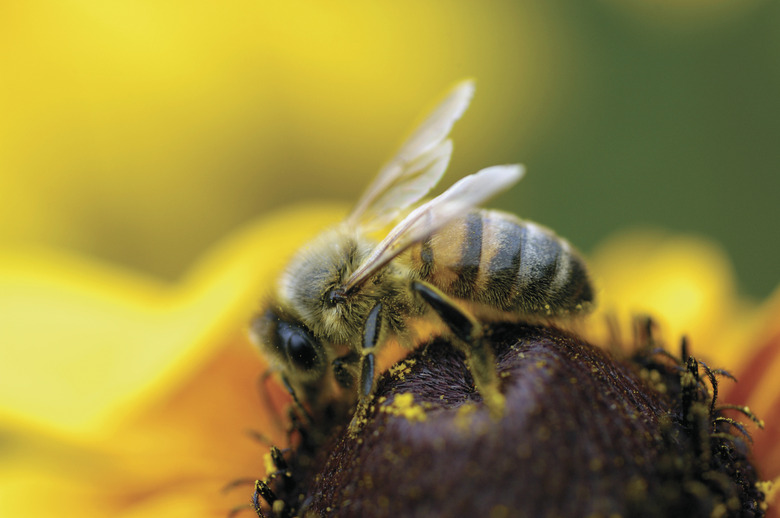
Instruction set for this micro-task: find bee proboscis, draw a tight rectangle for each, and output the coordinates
[251,80,594,426]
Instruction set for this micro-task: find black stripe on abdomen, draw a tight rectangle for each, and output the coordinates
[451,212,483,298]
[515,224,563,312]
[484,219,526,310]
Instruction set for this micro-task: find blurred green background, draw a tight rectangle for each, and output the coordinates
[1,0,778,298]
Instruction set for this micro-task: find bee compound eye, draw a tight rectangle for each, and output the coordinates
[278,322,321,372]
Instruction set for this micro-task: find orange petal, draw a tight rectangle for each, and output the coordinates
[722,284,780,482]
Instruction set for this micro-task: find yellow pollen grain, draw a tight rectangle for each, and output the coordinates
[380,392,428,422]
[757,479,777,508]
[262,452,276,476]
[388,359,417,380]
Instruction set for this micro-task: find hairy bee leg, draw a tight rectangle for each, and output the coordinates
[360,352,376,398]
[411,280,506,417]
[349,303,382,434]
[359,302,382,396]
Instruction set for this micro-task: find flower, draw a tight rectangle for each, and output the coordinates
[1,210,778,517]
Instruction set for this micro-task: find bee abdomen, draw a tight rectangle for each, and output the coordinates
[409,210,593,315]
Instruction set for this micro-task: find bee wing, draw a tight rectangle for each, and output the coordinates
[342,164,525,292]
[346,80,475,231]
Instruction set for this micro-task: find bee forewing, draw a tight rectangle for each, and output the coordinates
[347,80,475,230]
[342,164,525,292]
[352,140,453,233]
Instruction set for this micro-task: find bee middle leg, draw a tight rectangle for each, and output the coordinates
[411,280,506,417]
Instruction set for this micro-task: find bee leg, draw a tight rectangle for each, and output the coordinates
[359,302,382,397]
[411,280,505,418]
[280,374,313,425]
[349,303,382,434]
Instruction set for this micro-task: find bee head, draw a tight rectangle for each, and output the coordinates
[274,228,379,345]
[250,307,327,385]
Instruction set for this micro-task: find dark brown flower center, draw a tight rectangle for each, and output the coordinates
[249,323,766,518]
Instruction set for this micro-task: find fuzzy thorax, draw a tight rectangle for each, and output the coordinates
[276,225,415,350]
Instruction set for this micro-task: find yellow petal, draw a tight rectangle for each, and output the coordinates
[0,204,345,440]
[587,229,757,367]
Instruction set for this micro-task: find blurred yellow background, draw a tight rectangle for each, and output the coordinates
[2,0,778,297]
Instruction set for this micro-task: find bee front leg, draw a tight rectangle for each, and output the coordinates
[348,302,382,434]
[411,280,506,418]
[359,302,382,397]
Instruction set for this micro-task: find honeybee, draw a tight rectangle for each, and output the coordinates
[251,81,593,423]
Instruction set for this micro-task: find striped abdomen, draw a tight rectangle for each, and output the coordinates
[407,209,593,315]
